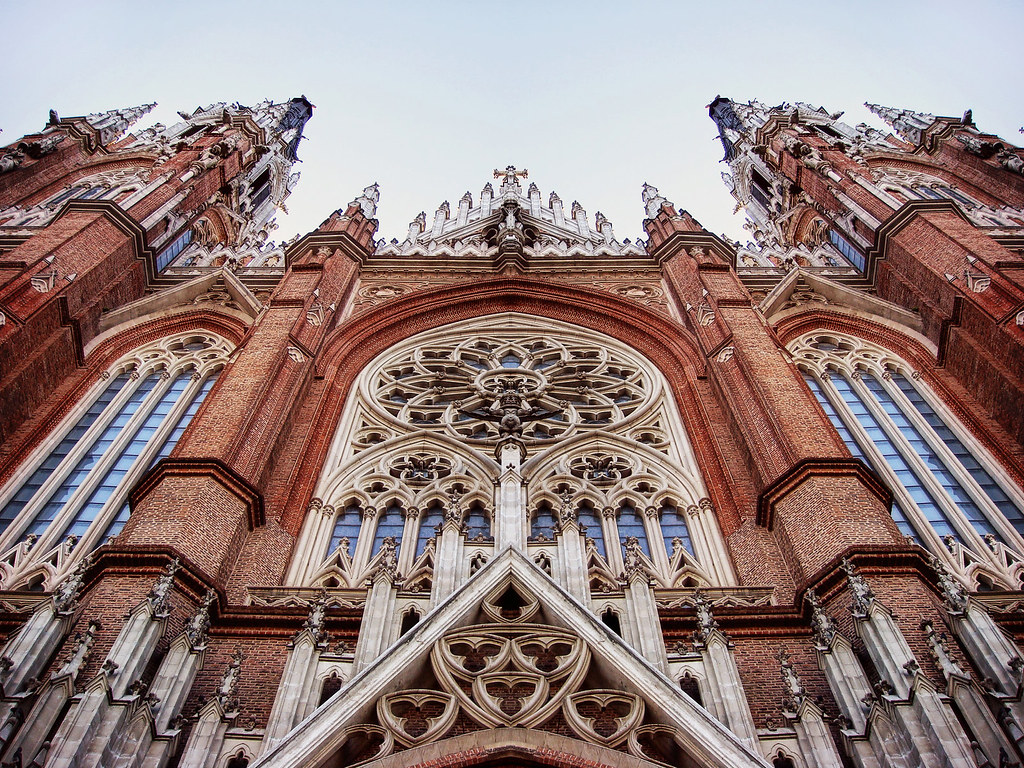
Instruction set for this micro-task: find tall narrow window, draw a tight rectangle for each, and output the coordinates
[792,334,1024,576]
[828,229,865,271]
[372,503,405,554]
[464,503,491,541]
[156,229,194,271]
[577,503,604,557]
[0,334,231,588]
[327,504,362,558]
[617,503,649,556]
[416,503,443,556]
[530,503,558,542]
[660,503,695,558]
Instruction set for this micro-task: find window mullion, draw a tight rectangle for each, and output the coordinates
[33,371,173,553]
[819,371,945,552]
[851,372,982,549]
[0,371,143,550]
[881,373,1023,553]
[70,371,196,557]
[602,508,623,574]
[0,372,129,515]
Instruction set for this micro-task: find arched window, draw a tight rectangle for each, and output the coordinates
[616,502,649,556]
[327,504,362,557]
[660,503,694,558]
[464,502,491,542]
[530,503,558,542]
[0,334,230,587]
[577,503,604,557]
[416,503,443,556]
[793,334,1024,573]
[372,503,405,554]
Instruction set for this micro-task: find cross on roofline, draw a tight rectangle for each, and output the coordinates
[494,165,528,185]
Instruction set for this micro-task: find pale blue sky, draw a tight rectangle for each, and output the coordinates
[2,0,1021,243]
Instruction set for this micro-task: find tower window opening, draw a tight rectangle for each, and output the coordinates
[827,229,865,271]
[601,609,622,636]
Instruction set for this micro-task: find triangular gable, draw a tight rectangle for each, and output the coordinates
[759,267,924,336]
[252,546,769,768]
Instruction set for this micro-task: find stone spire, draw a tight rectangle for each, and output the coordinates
[865,102,937,145]
[84,103,156,145]
[352,183,380,219]
[641,182,671,218]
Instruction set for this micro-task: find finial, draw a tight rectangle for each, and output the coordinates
[840,558,875,616]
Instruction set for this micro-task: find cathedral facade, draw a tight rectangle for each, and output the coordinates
[0,95,1022,768]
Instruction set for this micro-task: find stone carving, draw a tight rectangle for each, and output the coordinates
[777,648,806,713]
[804,589,838,648]
[299,589,330,645]
[184,589,217,648]
[691,589,720,645]
[841,558,875,616]
[432,623,589,728]
[52,554,93,614]
[376,690,458,747]
[218,649,244,711]
[60,619,100,677]
[147,558,181,616]
[460,376,560,438]
[931,556,969,614]
[564,690,644,747]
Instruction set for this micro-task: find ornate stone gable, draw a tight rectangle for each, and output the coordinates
[251,548,769,768]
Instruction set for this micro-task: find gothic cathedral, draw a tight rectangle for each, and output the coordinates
[0,96,1023,768]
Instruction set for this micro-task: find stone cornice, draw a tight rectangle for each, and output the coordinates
[756,456,893,529]
[128,457,265,530]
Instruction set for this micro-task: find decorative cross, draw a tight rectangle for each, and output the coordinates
[493,165,528,185]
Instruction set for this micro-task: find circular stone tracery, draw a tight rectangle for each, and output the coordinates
[365,322,657,445]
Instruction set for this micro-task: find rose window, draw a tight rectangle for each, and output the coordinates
[367,330,654,445]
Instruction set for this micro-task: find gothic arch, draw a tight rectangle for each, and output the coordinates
[281,278,740,537]
[0,311,246,487]
[774,308,1024,490]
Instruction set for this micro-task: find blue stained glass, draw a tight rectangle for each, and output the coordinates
[617,503,649,556]
[0,374,130,533]
[828,229,865,271]
[530,505,558,541]
[102,374,218,541]
[25,375,159,538]
[59,375,191,540]
[373,504,405,554]
[804,373,919,541]
[891,374,1024,537]
[862,375,998,539]
[156,229,194,272]
[577,505,604,556]
[416,505,444,556]
[328,505,362,557]
[660,504,695,557]
[464,505,491,540]
[500,354,521,369]
[829,374,960,540]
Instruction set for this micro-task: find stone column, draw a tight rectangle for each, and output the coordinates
[778,650,844,768]
[262,593,330,753]
[353,545,400,671]
[431,490,466,605]
[554,491,588,603]
[689,591,758,749]
[494,438,527,552]
[177,650,243,768]
[622,538,668,670]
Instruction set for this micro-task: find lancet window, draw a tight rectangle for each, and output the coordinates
[792,332,1024,587]
[0,333,231,589]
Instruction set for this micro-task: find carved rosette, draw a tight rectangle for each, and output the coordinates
[376,690,458,747]
[564,690,645,747]
[431,623,589,729]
